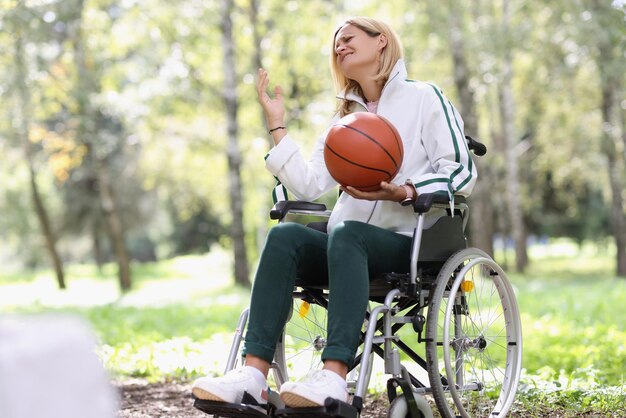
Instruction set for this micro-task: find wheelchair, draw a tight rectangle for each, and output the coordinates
[194,141,523,418]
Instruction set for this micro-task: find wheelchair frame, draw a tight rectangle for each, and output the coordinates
[194,193,523,418]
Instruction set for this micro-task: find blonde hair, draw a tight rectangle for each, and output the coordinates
[330,17,404,116]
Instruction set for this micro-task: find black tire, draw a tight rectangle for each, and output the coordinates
[425,248,522,418]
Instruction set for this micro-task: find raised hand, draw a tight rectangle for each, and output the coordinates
[256,68,286,131]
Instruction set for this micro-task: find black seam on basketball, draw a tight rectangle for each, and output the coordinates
[379,117,403,164]
[325,143,392,176]
[340,124,400,167]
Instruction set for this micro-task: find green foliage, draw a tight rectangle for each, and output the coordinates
[1,250,246,379]
[93,302,247,380]
[503,242,626,389]
[168,201,225,256]
[514,383,626,417]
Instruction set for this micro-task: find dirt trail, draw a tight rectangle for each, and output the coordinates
[115,380,388,418]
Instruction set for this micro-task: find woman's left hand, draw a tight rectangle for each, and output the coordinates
[340,181,404,202]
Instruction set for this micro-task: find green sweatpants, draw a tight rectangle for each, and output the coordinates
[243,220,412,367]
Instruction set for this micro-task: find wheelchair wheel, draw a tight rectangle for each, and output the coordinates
[273,297,328,386]
[387,393,434,418]
[273,293,366,394]
[425,248,522,418]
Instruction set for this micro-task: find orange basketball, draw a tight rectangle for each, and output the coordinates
[324,112,403,191]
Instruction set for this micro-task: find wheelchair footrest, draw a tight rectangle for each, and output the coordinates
[274,398,359,418]
[193,398,271,417]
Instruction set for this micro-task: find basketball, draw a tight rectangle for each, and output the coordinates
[324,112,403,191]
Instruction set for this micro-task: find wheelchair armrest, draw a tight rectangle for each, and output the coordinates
[466,135,487,156]
[269,200,329,221]
[412,193,466,214]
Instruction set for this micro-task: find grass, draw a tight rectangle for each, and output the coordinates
[500,240,626,416]
[1,240,625,415]
[502,241,626,387]
[0,248,251,380]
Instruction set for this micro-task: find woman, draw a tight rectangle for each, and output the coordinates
[192,17,476,408]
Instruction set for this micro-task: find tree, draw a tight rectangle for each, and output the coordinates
[221,0,250,287]
[69,0,132,290]
[9,5,66,289]
[446,0,495,255]
[498,0,528,272]
[588,0,626,276]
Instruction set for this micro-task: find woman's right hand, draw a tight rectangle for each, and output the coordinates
[256,68,286,131]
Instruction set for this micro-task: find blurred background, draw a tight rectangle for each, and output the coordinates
[0,0,625,414]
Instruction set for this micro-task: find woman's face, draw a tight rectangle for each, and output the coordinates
[334,24,386,80]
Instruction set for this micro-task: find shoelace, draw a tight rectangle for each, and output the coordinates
[303,369,332,384]
[299,369,347,400]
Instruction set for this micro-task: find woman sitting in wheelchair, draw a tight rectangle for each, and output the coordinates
[192,16,476,410]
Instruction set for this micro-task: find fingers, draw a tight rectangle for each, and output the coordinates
[340,186,358,199]
[380,181,392,190]
[341,185,355,195]
[341,183,400,202]
[273,85,282,102]
[343,186,372,200]
[256,68,269,102]
[256,68,284,105]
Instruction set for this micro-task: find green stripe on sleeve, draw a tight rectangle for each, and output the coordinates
[448,104,474,192]
[457,174,472,191]
[427,84,460,163]
[448,101,473,174]
[425,85,475,193]
[271,177,289,203]
[413,178,450,188]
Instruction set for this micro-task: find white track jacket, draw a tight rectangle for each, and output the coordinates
[264,59,477,235]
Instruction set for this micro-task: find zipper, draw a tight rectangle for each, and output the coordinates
[337,69,401,112]
[365,200,378,224]
[376,69,400,111]
[363,70,400,221]
[338,68,402,223]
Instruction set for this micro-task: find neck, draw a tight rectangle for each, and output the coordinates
[359,79,383,103]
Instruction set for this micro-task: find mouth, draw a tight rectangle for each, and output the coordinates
[339,52,353,63]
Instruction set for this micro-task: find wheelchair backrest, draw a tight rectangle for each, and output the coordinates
[417,214,466,263]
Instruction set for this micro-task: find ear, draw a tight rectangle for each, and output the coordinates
[377,34,388,51]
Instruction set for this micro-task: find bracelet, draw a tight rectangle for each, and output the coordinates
[268,126,286,134]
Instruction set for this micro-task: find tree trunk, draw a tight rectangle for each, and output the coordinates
[247,0,272,252]
[499,0,528,272]
[97,161,132,290]
[601,91,626,277]
[597,53,626,277]
[71,0,132,289]
[249,0,263,73]
[448,1,494,255]
[221,0,251,287]
[93,224,104,272]
[249,0,269,145]
[14,29,66,289]
[620,93,626,161]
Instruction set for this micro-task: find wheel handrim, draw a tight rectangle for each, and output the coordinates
[441,257,522,418]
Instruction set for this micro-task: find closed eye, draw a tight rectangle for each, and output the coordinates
[335,35,354,50]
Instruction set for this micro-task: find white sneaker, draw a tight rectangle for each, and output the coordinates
[279,369,348,407]
[192,367,268,405]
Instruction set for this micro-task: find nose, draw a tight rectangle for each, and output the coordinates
[336,44,346,55]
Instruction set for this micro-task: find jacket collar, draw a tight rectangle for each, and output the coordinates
[336,59,407,105]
